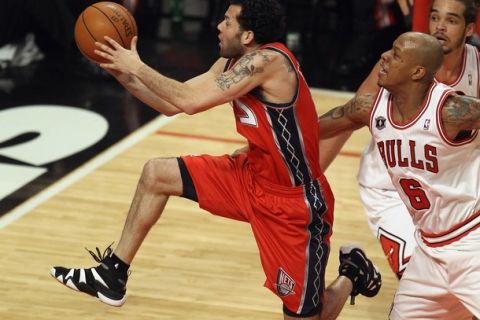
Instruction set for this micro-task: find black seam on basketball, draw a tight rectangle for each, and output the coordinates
[80,12,99,61]
[81,12,98,42]
[116,5,137,38]
[91,4,126,47]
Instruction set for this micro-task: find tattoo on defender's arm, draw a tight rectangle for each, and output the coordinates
[215,51,271,90]
[319,94,373,121]
[319,106,347,120]
[444,95,480,124]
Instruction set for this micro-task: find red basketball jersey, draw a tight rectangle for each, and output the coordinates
[225,42,322,187]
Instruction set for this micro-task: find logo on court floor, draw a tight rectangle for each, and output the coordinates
[276,267,295,296]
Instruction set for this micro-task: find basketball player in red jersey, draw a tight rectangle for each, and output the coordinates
[319,31,480,319]
[320,0,480,280]
[49,1,381,318]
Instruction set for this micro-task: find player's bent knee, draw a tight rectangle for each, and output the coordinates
[140,158,183,194]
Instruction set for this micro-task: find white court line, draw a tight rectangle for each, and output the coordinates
[0,114,178,230]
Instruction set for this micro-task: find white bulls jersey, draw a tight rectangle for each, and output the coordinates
[369,82,480,245]
[358,44,480,191]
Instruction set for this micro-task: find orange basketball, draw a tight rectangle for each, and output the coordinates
[74,1,137,63]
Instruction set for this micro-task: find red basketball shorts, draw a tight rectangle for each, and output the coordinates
[181,153,335,316]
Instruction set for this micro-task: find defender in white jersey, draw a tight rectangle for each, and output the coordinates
[318,32,480,319]
[357,0,480,278]
[320,0,480,279]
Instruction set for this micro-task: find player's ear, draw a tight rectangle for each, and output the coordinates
[241,30,255,45]
[465,22,476,38]
[412,65,427,81]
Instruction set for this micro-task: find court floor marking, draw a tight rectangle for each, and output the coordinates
[0,114,178,230]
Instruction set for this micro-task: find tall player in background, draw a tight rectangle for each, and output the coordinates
[398,0,480,34]
[319,31,480,319]
[49,1,381,319]
[320,0,480,279]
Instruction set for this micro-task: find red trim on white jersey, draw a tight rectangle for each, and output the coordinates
[436,90,478,147]
[388,82,436,130]
[368,88,385,135]
[420,210,480,247]
[437,46,467,88]
[436,90,479,146]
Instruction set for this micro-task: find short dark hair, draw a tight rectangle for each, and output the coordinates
[459,0,479,24]
[229,0,286,44]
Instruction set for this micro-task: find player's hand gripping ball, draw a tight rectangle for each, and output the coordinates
[74,1,137,63]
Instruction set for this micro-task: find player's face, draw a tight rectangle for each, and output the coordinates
[377,35,418,89]
[429,0,474,54]
[217,5,245,58]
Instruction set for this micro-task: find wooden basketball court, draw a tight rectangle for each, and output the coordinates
[0,89,397,319]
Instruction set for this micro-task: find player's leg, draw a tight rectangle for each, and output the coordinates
[244,176,333,318]
[320,244,383,319]
[50,157,184,306]
[375,205,415,279]
[359,185,416,279]
[447,230,480,318]
[318,276,353,320]
[114,157,183,263]
[249,176,381,319]
[390,245,472,319]
[282,244,381,320]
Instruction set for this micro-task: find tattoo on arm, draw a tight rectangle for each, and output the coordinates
[444,95,480,127]
[215,51,271,91]
[319,106,346,120]
[319,94,373,123]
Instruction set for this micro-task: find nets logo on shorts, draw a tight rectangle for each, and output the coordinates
[275,267,296,296]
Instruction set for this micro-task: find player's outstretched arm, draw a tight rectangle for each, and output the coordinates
[318,61,381,171]
[94,37,182,115]
[134,48,280,115]
[318,94,374,139]
[96,36,280,115]
[111,72,183,116]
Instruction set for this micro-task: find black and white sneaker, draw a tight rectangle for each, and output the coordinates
[338,244,382,305]
[50,244,128,307]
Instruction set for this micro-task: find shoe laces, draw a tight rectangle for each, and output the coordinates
[85,242,114,263]
[85,242,132,282]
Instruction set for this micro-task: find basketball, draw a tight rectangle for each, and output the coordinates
[74,1,137,63]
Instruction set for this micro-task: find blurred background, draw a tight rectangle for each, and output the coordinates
[0,0,411,93]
